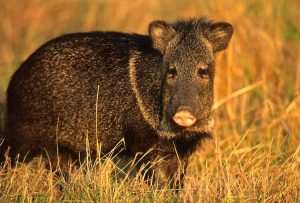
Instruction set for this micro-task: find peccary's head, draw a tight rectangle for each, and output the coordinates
[149,18,233,138]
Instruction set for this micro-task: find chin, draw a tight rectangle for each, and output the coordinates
[157,116,214,139]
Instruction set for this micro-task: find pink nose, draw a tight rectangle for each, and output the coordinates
[173,110,197,127]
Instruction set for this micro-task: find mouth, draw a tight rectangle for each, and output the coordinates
[158,116,215,139]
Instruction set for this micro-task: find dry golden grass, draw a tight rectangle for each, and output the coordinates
[0,0,300,202]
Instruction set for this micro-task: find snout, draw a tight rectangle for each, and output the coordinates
[172,107,197,127]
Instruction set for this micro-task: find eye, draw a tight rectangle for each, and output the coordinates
[198,66,209,79]
[167,65,177,78]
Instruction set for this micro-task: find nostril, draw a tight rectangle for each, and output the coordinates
[172,110,197,127]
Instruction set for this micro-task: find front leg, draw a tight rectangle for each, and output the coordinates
[154,155,188,189]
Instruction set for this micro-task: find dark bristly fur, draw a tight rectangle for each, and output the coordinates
[0,17,233,187]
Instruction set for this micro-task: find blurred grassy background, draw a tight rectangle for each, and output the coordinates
[0,0,300,201]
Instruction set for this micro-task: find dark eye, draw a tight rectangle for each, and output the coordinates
[198,67,209,79]
[167,66,177,78]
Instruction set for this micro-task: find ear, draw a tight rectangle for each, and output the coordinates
[148,20,176,54]
[204,22,233,52]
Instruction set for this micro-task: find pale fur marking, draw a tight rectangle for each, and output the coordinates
[129,51,157,130]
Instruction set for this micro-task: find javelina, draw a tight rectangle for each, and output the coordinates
[1,17,233,186]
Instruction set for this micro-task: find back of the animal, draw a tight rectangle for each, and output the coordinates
[1,32,143,163]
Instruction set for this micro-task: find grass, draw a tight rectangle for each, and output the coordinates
[0,0,300,201]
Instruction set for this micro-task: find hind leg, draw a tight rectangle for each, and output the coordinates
[4,123,55,164]
[5,137,40,163]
